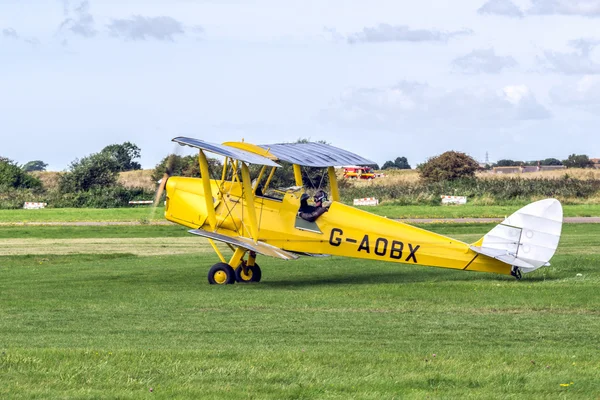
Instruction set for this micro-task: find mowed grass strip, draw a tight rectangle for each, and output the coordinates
[0,237,215,256]
[0,225,599,398]
[0,225,186,239]
[3,224,600,256]
[2,203,600,224]
[0,207,167,223]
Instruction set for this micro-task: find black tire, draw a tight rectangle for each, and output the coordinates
[235,263,262,283]
[208,263,236,285]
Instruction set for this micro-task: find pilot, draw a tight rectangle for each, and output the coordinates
[298,190,329,222]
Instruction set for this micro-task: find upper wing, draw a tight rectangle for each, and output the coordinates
[173,137,280,167]
[188,229,299,260]
[225,141,375,167]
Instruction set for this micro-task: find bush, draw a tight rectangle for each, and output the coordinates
[418,151,479,183]
[0,158,42,190]
[59,153,120,193]
[0,188,46,209]
[152,154,222,183]
[49,186,155,208]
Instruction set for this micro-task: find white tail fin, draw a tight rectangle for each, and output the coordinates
[470,199,563,274]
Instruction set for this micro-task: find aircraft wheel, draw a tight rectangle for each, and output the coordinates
[235,264,262,283]
[208,263,236,285]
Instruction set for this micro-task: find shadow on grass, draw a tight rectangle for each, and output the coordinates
[56,257,564,289]
[260,269,526,288]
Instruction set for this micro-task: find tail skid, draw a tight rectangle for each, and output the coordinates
[470,199,563,274]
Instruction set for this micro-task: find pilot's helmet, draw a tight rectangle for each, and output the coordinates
[313,190,328,204]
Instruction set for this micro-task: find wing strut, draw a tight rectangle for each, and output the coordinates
[328,166,340,202]
[240,162,259,242]
[198,149,217,230]
[293,164,303,186]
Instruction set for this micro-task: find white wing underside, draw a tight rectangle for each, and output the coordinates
[188,229,299,260]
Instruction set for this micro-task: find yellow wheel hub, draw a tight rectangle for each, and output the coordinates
[213,270,228,284]
[241,269,253,281]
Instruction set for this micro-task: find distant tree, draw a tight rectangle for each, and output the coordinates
[494,159,523,167]
[22,160,48,172]
[418,151,479,183]
[59,152,120,193]
[382,161,395,170]
[294,137,331,145]
[382,156,411,170]
[394,156,411,169]
[101,142,142,171]
[562,154,593,169]
[540,158,562,166]
[0,158,42,189]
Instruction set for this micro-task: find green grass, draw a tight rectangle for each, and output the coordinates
[1,225,599,398]
[0,225,187,239]
[0,206,165,223]
[2,203,600,224]
[360,203,600,219]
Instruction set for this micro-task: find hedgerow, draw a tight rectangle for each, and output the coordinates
[339,177,600,205]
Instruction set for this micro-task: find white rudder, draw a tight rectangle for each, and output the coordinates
[470,199,563,277]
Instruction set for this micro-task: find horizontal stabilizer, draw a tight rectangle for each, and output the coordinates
[188,229,299,260]
[470,199,562,273]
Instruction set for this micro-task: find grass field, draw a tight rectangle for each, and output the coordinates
[2,203,600,224]
[1,223,599,398]
[363,203,600,219]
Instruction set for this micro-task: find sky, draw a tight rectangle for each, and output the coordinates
[1,0,600,170]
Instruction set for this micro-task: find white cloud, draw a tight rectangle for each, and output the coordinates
[321,81,550,132]
[2,27,19,39]
[347,24,472,44]
[539,39,600,74]
[551,75,600,109]
[107,16,185,41]
[2,27,39,45]
[452,48,517,74]
[59,1,96,38]
[529,0,600,17]
[478,0,600,18]
[478,0,524,18]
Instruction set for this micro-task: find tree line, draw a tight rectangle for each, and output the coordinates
[492,154,596,169]
[1,140,598,209]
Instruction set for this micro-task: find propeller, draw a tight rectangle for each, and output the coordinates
[150,146,180,220]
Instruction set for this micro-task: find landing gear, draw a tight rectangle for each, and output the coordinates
[207,248,262,285]
[511,266,522,280]
[208,263,236,285]
[235,263,262,283]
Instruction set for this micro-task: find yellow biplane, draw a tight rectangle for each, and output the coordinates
[159,137,563,284]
